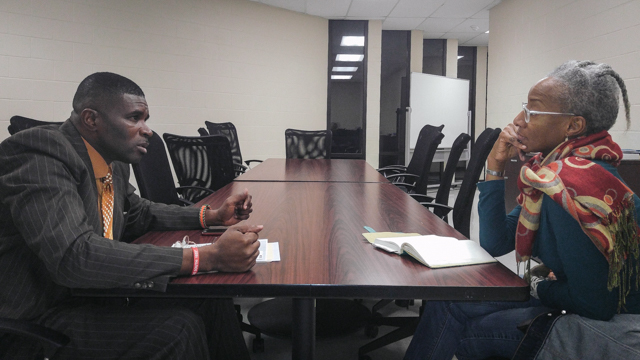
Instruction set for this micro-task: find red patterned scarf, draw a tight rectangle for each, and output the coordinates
[516,131,639,310]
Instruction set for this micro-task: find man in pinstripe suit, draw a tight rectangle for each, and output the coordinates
[0,72,262,359]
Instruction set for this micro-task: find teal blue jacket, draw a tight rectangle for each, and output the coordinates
[478,160,640,320]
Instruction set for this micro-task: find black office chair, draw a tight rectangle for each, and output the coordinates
[358,129,500,360]
[410,132,472,220]
[384,124,445,195]
[377,124,444,178]
[132,131,213,206]
[8,115,64,135]
[0,317,70,360]
[419,127,501,238]
[203,121,262,171]
[162,133,236,203]
[284,129,332,159]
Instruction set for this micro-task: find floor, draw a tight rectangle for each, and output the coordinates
[239,187,520,360]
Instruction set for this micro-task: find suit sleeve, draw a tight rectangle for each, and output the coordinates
[113,162,201,239]
[0,131,184,291]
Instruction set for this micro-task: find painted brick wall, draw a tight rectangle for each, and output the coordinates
[488,0,640,149]
[0,0,328,161]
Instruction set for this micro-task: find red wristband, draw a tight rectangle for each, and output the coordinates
[191,247,200,275]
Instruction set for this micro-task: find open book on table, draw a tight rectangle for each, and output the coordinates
[373,235,497,268]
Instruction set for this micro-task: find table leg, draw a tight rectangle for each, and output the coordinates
[292,298,315,360]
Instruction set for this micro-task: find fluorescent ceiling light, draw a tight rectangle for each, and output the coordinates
[336,54,364,62]
[457,56,464,59]
[332,67,358,72]
[485,30,490,34]
[341,36,365,46]
[331,75,353,80]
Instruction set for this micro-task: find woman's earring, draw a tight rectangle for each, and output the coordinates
[564,135,568,142]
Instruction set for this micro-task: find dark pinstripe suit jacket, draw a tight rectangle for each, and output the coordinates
[0,120,201,320]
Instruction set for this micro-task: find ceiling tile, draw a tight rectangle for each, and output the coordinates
[306,0,351,17]
[431,0,497,18]
[252,0,306,13]
[417,17,465,33]
[382,17,427,30]
[248,0,500,46]
[422,32,446,39]
[348,0,398,18]
[461,32,490,46]
[443,31,477,43]
[471,9,490,19]
[450,18,489,33]
[388,0,446,18]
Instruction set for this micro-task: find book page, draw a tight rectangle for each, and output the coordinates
[375,235,496,268]
[362,232,421,244]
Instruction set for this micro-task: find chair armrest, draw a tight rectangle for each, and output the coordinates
[0,317,70,358]
[385,173,419,180]
[409,194,435,203]
[377,165,407,177]
[419,202,453,218]
[233,163,248,177]
[386,173,420,188]
[377,165,407,171]
[244,159,263,167]
[176,186,215,205]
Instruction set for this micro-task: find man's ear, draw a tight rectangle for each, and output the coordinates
[79,108,99,131]
[566,116,586,138]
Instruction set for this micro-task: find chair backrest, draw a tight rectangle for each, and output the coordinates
[8,115,64,135]
[451,127,501,238]
[285,129,332,159]
[433,133,472,217]
[411,126,445,194]
[406,124,445,176]
[162,133,236,196]
[204,121,243,166]
[132,131,185,206]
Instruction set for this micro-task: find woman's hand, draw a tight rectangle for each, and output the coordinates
[486,123,528,176]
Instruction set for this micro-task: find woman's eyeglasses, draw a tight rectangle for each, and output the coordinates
[522,103,576,123]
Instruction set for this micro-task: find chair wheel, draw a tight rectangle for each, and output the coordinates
[252,337,265,353]
[364,324,378,338]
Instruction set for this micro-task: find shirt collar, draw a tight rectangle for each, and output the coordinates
[82,138,110,179]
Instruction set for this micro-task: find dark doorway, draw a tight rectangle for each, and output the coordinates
[378,31,411,167]
[327,20,367,159]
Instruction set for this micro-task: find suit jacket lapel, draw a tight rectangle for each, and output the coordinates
[59,120,106,238]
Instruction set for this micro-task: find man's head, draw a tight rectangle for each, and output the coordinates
[71,72,152,164]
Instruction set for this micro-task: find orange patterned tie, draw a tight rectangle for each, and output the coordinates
[101,168,114,240]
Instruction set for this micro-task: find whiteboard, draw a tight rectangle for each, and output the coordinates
[408,72,470,150]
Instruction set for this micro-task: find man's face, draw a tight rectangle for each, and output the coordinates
[94,93,152,164]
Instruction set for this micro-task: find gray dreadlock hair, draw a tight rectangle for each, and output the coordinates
[548,60,631,135]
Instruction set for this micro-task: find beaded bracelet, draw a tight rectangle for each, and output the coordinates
[191,247,200,275]
[199,205,211,228]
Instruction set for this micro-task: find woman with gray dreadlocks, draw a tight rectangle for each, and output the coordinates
[404,61,640,360]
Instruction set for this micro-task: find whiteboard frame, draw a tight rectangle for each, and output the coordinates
[406,72,470,163]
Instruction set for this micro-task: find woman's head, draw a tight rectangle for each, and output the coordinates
[547,60,630,135]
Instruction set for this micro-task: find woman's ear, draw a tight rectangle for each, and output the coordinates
[566,116,586,138]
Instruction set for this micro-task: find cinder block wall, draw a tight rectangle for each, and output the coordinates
[488,0,640,149]
[0,0,328,161]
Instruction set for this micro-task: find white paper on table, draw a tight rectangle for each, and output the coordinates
[256,239,281,263]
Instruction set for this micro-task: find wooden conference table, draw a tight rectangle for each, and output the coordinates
[86,159,529,360]
[235,158,389,183]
